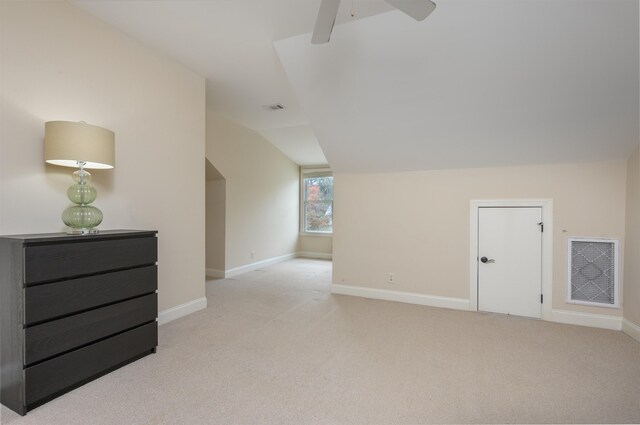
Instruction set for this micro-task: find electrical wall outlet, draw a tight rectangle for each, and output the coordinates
[387,273,395,283]
[251,250,255,259]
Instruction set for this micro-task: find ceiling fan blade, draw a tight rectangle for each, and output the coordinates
[385,0,436,21]
[312,0,341,44]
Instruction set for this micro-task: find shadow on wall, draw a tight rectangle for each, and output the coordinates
[205,158,225,276]
[1,100,116,234]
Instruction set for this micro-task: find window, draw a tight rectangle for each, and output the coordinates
[301,168,333,234]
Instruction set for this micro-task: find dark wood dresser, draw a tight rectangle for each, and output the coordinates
[0,230,158,415]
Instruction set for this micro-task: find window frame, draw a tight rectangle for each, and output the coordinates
[300,166,333,236]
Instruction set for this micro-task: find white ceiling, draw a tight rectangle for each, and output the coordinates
[74,0,638,172]
[260,125,328,165]
[276,0,639,173]
[72,0,394,166]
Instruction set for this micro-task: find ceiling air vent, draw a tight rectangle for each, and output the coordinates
[262,103,286,111]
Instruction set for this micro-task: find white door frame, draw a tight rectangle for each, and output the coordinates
[469,199,553,321]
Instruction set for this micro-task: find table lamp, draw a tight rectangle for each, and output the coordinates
[44,121,115,234]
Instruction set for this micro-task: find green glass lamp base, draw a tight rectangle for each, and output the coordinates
[61,164,104,235]
[62,205,104,234]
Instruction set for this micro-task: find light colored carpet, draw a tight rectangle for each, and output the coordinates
[2,258,639,424]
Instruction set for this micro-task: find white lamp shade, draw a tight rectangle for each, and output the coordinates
[44,121,115,169]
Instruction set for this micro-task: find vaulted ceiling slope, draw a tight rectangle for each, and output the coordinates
[72,0,638,172]
[72,0,393,166]
[275,0,639,173]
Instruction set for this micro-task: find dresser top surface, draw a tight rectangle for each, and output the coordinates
[0,230,157,244]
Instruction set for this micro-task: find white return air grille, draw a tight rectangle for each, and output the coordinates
[567,238,619,308]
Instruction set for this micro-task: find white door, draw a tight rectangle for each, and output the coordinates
[478,207,542,318]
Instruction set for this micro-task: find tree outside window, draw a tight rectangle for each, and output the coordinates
[303,175,333,233]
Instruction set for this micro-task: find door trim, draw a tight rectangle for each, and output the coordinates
[469,199,553,321]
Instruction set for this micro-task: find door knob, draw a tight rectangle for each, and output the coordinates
[480,256,495,264]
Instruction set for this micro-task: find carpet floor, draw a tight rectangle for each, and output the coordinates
[2,258,639,424]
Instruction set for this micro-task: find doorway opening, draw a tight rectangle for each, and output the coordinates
[469,200,553,320]
[205,158,226,279]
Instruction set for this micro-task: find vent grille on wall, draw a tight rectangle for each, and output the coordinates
[567,238,619,308]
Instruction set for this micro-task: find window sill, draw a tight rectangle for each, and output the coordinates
[299,232,333,238]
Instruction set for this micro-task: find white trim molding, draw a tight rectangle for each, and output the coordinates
[211,252,332,281]
[622,318,640,343]
[297,251,333,260]
[205,268,225,279]
[332,284,470,311]
[469,199,554,321]
[158,297,208,326]
[550,309,622,331]
[225,253,297,278]
[299,232,333,238]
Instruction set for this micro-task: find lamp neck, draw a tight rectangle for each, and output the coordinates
[74,161,90,185]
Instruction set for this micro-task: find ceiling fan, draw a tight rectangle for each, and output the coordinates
[312,0,436,44]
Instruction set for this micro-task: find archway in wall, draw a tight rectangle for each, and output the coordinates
[205,158,226,279]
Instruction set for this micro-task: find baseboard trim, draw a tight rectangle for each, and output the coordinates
[225,253,297,278]
[331,284,470,311]
[297,251,333,260]
[158,297,208,326]
[550,309,622,330]
[622,318,640,343]
[205,268,225,279]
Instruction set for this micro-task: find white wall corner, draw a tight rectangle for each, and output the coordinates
[297,251,333,260]
[205,268,225,279]
[224,253,297,278]
[550,309,622,331]
[158,297,208,326]
[332,284,470,311]
[622,318,640,343]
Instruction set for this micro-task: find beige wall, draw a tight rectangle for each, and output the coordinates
[299,235,333,256]
[334,160,627,316]
[624,147,640,325]
[206,179,226,272]
[206,112,299,270]
[0,1,206,311]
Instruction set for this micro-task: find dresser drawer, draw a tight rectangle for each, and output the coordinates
[24,236,157,285]
[25,266,157,325]
[24,322,157,408]
[25,294,157,365]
